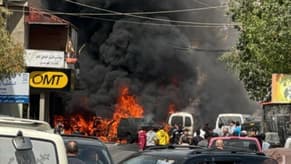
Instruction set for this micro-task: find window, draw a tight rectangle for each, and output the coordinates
[171,116,183,127]
[121,155,177,164]
[78,145,112,164]
[185,117,192,126]
[210,139,259,152]
[0,136,58,164]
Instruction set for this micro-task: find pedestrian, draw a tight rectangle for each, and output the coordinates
[215,139,224,150]
[156,126,170,146]
[203,123,212,134]
[233,121,241,136]
[198,132,211,147]
[261,133,271,151]
[146,126,157,148]
[240,130,248,137]
[179,128,192,145]
[213,123,223,136]
[137,126,147,151]
[192,129,203,145]
[222,127,230,136]
[169,123,182,144]
[54,121,64,134]
[229,120,236,135]
[66,140,85,164]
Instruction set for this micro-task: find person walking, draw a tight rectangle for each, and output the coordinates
[192,129,204,145]
[137,126,147,151]
[169,123,182,144]
[66,140,85,164]
[233,121,241,136]
[156,126,170,146]
[146,126,157,148]
[261,133,271,151]
[179,128,192,145]
[213,123,223,136]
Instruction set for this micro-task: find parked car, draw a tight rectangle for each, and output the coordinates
[0,126,68,164]
[119,145,277,164]
[62,135,114,164]
[208,136,262,152]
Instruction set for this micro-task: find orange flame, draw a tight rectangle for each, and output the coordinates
[108,87,144,139]
[168,103,176,115]
[53,86,144,142]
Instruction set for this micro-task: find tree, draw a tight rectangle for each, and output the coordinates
[0,7,25,80]
[220,0,291,102]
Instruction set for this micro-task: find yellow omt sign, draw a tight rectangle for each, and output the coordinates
[30,71,68,88]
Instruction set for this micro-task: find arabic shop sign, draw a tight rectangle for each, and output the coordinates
[0,73,29,103]
[24,49,65,68]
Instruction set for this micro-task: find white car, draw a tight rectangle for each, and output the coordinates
[0,115,54,132]
[0,122,68,164]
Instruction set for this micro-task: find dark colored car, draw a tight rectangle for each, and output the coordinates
[118,145,278,164]
[117,118,157,143]
[62,135,114,164]
[117,118,144,143]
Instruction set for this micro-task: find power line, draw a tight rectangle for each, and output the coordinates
[14,7,235,28]
[11,8,237,28]
[65,0,239,26]
[78,15,232,28]
[10,4,228,16]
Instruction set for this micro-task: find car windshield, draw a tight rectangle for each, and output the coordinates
[0,136,58,164]
[186,158,277,164]
[171,116,183,126]
[78,144,112,164]
[211,139,259,152]
[121,155,178,164]
[219,116,241,125]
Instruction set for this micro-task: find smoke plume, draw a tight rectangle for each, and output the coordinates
[45,0,259,127]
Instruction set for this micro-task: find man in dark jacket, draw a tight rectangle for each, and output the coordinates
[66,140,85,164]
[192,129,203,145]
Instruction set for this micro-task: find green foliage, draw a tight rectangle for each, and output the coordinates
[220,0,291,101]
[0,7,25,80]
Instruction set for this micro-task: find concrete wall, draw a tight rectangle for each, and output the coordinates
[0,104,23,117]
[7,4,27,46]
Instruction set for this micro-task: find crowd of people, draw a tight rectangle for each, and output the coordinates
[137,121,271,151]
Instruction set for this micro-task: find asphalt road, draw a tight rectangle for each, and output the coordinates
[106,143,139,164]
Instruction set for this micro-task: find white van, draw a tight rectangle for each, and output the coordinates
[168,112,194,135]
[215,113,252,129]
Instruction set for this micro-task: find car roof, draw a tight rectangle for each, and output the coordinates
[0,115,53,132]
[122,146,270,163]
[61,134,106,147]
[0,126,60,139]
[210,136,259,141]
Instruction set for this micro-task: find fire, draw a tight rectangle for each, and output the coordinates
[53,86,144,142]
[108,87,144,139]
[168,103,176,115]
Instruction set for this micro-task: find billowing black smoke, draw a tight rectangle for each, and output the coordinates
[45,0,259,127]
